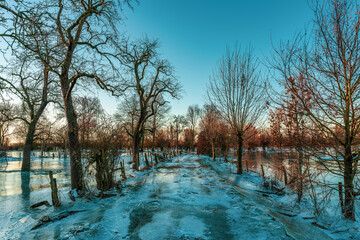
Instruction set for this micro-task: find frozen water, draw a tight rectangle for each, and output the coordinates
[0,151,356,239]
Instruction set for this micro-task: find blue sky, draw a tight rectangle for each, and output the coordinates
[99,0,314,115]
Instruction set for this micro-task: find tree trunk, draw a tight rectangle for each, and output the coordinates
[132,133,140,170]
[141,134,144,152]
[224,150,228,163]
[236,134,243,174]
[80,127,85,150]
[21,121,37,171]
[152,132,155,152]
[176,131,179,155]
[296,147,304,203]
[343,143,355,220]
[63,139,67,158]
[191,130,196,152]
[211,143,215,161]
[40,142,45,157]
[64,95,83,191]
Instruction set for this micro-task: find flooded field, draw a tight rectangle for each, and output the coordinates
[229,149,345,187]
[0,151,71,219]
[0,149,348,201]
[0,150,360,239]
[0,149,357,223]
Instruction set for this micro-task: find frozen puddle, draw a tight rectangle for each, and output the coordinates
[138,212,206,240]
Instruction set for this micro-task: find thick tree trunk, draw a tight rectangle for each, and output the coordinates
[21,121,37,171]
[63,139,67,158]
[64,95,83,191]
[22,141,32,171]
[132,134,140,170]
[80,127,85,149]
[236,134,243,174]
[22,141,33,172]
[141,134,144,152]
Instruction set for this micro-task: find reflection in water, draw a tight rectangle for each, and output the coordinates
[238,149,343,188]
[0,151,72,199]
[243,150,295,182]
[0,151,74,238]
[21,172,31,212]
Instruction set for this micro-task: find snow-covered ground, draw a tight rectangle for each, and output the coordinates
[206,155,360,240]
[0,153,358,239]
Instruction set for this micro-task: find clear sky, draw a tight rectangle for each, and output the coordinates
[99,0,314,116]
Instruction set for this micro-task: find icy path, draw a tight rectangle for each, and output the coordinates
[83,154,290,239]
[4,155,296,239]
[119,155,291,239]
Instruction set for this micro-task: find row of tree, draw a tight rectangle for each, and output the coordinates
[0,0,182,192]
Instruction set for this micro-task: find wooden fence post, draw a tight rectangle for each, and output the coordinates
[261,164,265,178]
[49,171,60,207]
[283,166,288,185]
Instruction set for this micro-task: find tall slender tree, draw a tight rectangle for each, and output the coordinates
[199,104,222,161]
[148,101,170,152]
[173,114,187,154]
[186,105,201,151]
[208,45,267,174]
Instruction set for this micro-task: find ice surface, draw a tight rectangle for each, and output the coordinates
[0,152,358,239]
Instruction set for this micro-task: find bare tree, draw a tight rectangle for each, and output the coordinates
[74,96,103,149]
[53,123,68,158]
[148,101,170,152]
[199,104,222,161]
[116,38,181,170]
[186,104,201,151]
[0,52,56,171]
[0,0,133,190]
[0,111,10,151]
[208,45,267,174]
[173,114,187,154]
[87,114,122,191]
[270,0,360,221]
[116,94,139,138]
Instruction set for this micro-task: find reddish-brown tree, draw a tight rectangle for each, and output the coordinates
[269,109,284,148]
[271,0,360,220]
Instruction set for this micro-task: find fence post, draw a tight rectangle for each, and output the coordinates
[49,171,60,207]
[283,166,288,185]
